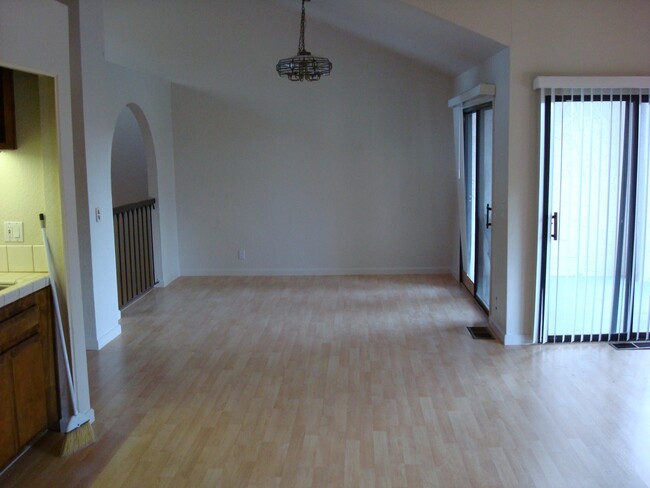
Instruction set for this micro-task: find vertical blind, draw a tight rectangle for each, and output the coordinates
[535,77,650,343]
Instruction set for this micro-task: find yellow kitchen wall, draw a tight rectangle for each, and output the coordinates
[39,75,67,302]
[0,70,44,245]
[0,70,66,287]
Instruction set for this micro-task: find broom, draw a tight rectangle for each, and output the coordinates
[40,213,96,456]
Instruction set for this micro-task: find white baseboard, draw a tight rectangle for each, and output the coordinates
[488,318,505,343]
[502,333,534,346]
[181,267,452,277]
[488,319,533,345]
[86,323,122,350]
[155,271,181,288]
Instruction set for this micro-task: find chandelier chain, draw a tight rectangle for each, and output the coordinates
[298,0,306,54]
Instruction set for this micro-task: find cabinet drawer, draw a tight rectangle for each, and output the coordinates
[0,305,39,354]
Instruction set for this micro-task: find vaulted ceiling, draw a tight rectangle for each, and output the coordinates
[104,0,507,82]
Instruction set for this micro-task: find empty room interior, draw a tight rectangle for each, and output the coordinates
[1,0,650,486]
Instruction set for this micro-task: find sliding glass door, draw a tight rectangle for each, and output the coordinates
[463,104,493,311]
[540,89,650,342]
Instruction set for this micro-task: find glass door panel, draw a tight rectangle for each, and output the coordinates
[463,105,492,312]
[475,108,493,309]
[543,97,627,341]
[463,113,477,290]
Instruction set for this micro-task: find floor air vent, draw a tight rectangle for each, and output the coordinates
[610,342,650,350]
[467,326,494,340]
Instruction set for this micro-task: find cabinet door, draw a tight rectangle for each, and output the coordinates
[12,336,48,447]
[0,352,17,468]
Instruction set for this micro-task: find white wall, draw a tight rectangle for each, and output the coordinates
[105,0,457,276]
[172,62,454,275]
[72,0,180,349]
[110,107,148,207]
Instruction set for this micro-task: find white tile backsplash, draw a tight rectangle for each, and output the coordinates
[6,245,35,272]
[33,245,47,272]
[0,246,7,272]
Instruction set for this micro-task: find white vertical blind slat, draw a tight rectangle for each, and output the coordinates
[584,88,596,338]
[551,89,564,342]
[570,88,585,342]
[598,89,615,339]
[639,96,650,340]
[634,96,648,336]
[612,90,626,340]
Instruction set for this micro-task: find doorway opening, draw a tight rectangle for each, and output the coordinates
[110,105,160,309]
[0,67,72,469]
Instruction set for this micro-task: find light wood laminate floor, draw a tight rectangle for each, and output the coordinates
[2,275,650,487]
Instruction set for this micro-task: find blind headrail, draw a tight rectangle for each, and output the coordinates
[113,198,156,215]
[534,76,650,90]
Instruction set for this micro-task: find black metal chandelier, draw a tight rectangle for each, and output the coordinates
[276,0,332,82]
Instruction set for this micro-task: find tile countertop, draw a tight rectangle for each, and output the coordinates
[0,272,50,308]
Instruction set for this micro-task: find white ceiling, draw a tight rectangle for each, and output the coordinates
[273,0,506,75]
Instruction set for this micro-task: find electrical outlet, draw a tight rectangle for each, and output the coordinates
[4,221,23,242]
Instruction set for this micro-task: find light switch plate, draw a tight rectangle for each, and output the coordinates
[4,221,23,242]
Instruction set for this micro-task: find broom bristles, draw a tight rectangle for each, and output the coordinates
[61,422,96,457]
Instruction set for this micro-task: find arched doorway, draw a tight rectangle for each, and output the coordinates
[110,104,161,308]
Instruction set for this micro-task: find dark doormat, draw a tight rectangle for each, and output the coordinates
[610,342,650,350]
[467,326,494,340]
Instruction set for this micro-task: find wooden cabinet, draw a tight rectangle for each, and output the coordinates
[0,67,16,150]
[0,353,17,467]
[0,288,58,470]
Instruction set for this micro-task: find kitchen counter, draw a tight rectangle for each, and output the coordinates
[0,272,50,308]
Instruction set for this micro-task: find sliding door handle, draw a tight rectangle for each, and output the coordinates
[551,212,559,240]
[486,204,492,228]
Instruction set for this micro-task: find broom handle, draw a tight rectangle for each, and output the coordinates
[40,214,80,416]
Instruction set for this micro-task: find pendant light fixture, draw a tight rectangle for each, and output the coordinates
[276,0,332,82]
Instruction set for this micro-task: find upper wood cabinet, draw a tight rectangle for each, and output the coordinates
[0,67,16,150]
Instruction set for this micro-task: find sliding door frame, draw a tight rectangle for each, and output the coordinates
[462,102,493,314]
[538,91,649,343]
